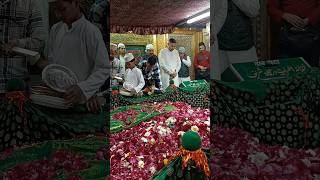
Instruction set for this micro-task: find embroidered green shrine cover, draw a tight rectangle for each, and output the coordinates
[151,149,210,180]
[0,137,108,179]
[212,70,320,148]
[180,80,208,88]
[110,104,176,133]
[222,57,311,82]
[0,99,107,152]
[111,85,210,108]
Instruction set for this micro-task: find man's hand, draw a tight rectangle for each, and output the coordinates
[198,65,205,70]
[290,26,306,32]
[282,13,305,28]
[1,40,18,56]
[169,72,177,79]
[130,87,137,94]
[172,72,177,79]
[64,85,85,105]
[86,96,103,113]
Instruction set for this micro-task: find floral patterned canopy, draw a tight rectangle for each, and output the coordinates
[110,0,210,35]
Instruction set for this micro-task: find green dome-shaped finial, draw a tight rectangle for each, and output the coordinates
[181,131,202,151]
[169,80,174,85]
[6,79,26,92]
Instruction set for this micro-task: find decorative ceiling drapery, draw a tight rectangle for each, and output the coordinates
[110,0,209,35]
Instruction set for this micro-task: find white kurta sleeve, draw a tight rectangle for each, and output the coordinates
[133,69,145,93]
[158,49,172,74]
[182,56,192,67]
[175,52,181,73]
[46,24,59,64]
[77,28,110,100]
[232,0,260,18]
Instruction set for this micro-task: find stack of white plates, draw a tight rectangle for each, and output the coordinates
[42,64,78,92]
[30,64,78,109]
[30,94,72,109]
[119,89,133,96]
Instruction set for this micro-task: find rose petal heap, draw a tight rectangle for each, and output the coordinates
[2,160,56,180]
[1,149,89,180]
[52,149,88,173]
[68,175,83,180]
[110,101,210,180]
[211,127,320,180]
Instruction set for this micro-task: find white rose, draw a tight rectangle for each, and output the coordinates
[150,138,156,145]
[141,137,148,143]
[178,131,185,136]
[204,121,210,126]
[138,160,145,169]
[123,161,130,168]
[191,125,199,132]
[150,166,156,174]
[144,131,151,137]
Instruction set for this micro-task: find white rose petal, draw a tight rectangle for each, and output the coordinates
[163,154,166,158]
[137,156,144,159]
[178,131,185,136]
[150,166,156,174]
[123,161,130,167]
[248,152,269,167]
[191,125,199,132]
[204,121,210,126]
[141,137,148,143]
[110,145,117,151]
[138,160,145,169]
[150,138,156,144]
[144,131,151,137]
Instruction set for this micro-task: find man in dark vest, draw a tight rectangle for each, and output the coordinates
[212,0,260,80]
[267,0,320,67]
[178,47,192,85]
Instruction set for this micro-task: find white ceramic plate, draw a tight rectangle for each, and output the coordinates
[42,64,78,93]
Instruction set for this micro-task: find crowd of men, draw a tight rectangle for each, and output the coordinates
[110,39,210,95]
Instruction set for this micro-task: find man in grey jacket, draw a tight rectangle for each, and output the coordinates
[211,0,260,80]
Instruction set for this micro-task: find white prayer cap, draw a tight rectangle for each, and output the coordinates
[178,47,186,53]
[124,53,135,62]
[146,44,154,50]
[118,43,125,49]
[110,43,117,50]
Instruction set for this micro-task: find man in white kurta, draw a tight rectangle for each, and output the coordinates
[47,12,109,104]
[123,53,145,94]
[158,38,181,89]
[118,43,126,72]
[211,0,260,80]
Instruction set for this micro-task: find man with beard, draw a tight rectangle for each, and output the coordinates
[37,0,109,113]
[158,38,181,89]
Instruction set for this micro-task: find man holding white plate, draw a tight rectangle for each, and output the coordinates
[37,0,110,113]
